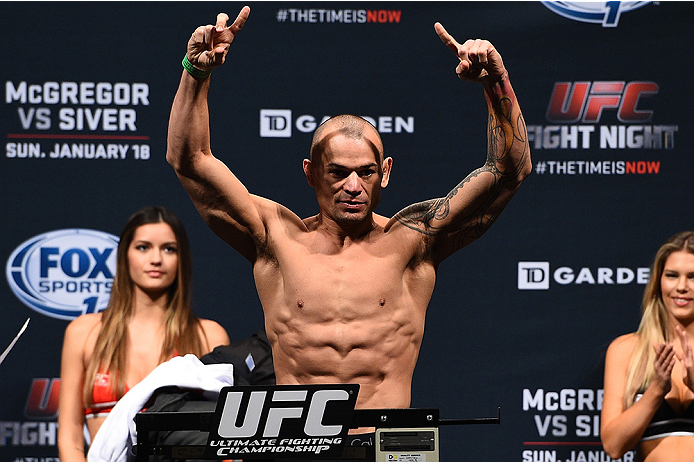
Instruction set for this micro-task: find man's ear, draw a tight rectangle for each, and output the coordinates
[381,157,393,188]
[303,159,314,187]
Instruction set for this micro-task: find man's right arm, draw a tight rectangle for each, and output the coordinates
[166,8,263,262]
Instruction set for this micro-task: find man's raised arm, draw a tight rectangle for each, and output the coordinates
[166,7,263,261]
[391,23,531,265]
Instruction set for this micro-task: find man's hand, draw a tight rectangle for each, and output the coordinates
[187,7,250,70]
[434,22,507,83]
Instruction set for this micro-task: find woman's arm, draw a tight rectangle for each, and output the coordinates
[600,334,675,459]
[199,319,231,353]
[57,316,98,462]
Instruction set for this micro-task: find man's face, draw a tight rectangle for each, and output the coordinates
[305,128,391,226]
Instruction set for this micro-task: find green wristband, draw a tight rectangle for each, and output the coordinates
[182,55,213,79]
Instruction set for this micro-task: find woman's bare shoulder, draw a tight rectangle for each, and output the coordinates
[65,312,102,337]
[606,332,639,357]
[198,318,230,351]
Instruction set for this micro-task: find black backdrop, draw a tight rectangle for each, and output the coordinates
[2,2,693,461]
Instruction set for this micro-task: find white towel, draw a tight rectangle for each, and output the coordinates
[87,354,233,462]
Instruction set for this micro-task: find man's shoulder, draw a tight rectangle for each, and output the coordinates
[253,194,308,229]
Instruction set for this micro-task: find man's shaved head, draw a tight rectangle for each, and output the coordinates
[309,115,384,162]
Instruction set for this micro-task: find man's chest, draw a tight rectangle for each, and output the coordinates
[256,233,434,309]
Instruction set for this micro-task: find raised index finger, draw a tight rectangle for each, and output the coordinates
[229,6,251,34]
[434,22,461,56]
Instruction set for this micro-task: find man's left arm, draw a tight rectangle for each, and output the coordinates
[389,25,531,264]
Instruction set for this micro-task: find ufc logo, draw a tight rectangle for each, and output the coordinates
[218,388,350,438]
[546,81,658,123]
[25,378,60,419]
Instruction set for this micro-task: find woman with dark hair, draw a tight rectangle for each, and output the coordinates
[57,206,230,462]
[601,231,694,461]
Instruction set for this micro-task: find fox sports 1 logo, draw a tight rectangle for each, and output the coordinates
[6,229,119,320]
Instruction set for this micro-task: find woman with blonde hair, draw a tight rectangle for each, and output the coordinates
[601,231,694,461]
[57,206,230,462]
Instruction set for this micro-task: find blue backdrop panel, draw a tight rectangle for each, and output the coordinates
[1,2,693,461]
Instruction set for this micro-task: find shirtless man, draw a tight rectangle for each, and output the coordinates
[167,6,530,414]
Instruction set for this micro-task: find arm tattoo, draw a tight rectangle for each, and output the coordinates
[394,165,502,242]
[394,87,529,254]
